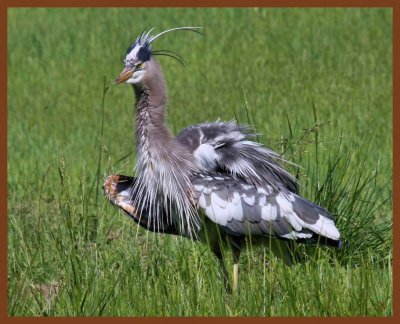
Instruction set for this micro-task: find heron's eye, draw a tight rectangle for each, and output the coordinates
[136,63,144,70]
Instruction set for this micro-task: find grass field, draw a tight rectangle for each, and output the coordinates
[7,8,392,316]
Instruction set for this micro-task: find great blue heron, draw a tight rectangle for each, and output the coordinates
[104,27,341,291]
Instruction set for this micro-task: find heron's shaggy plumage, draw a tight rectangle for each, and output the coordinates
[176,121,298,192]
[105,27,342,291]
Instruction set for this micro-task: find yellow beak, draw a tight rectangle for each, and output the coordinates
[114,67,134,84]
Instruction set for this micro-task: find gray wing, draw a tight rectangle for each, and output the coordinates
[191,174,340,242]
[176,121,298,192]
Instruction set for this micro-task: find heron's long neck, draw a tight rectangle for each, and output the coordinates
[133,60,174,172]
[131,59,198,236]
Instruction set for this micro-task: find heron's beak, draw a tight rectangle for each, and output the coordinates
[114,67,134,84]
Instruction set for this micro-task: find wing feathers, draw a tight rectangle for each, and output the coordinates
[192,174,340,242]
[176,121,298,192]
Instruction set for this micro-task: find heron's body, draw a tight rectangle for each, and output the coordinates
[104,27,341,291]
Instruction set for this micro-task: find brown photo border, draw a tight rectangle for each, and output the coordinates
[1,0,397,323]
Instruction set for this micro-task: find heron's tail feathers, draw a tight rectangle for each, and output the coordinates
[289,193,340,240]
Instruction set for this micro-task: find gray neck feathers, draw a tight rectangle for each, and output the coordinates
[132,57,199,237]
[134,58,174,155]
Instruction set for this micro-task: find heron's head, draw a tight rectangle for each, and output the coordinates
[114,27,202,86]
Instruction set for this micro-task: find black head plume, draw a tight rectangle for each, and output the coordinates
[124,27,203,66]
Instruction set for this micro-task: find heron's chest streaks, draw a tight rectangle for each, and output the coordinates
[134,95,200,235]
[136,110,154,177]
[135,92,172,182]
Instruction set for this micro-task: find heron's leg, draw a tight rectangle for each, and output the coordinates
[232,247,241,291]
[213,246,232,293]
[269,239,294,266]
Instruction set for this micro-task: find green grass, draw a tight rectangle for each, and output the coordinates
[8,8,392,316]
